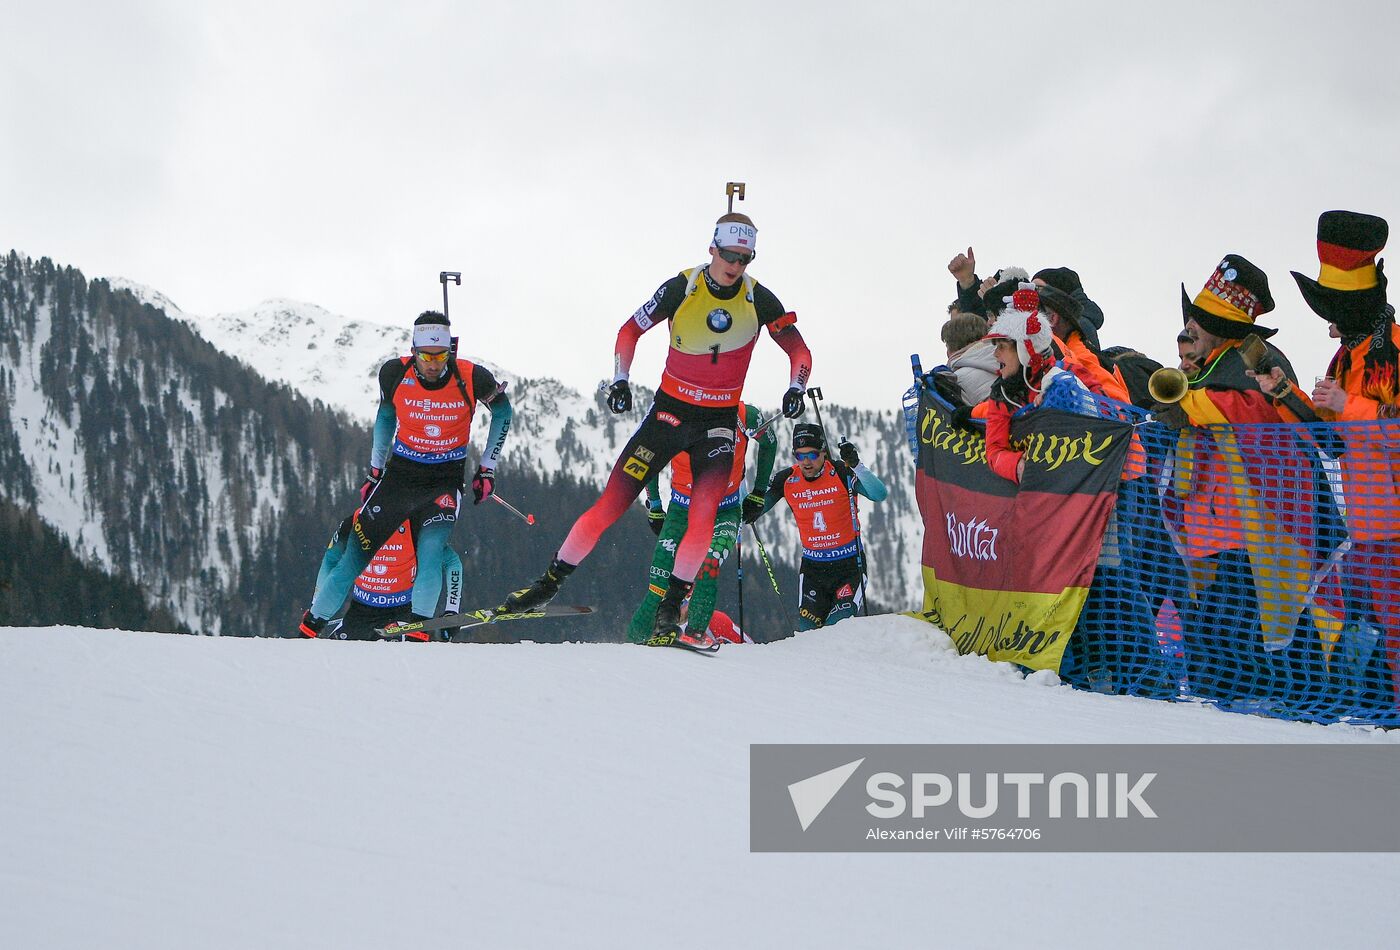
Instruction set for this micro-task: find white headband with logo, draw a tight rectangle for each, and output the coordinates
[413,324,452,349]
[712,221,757,251]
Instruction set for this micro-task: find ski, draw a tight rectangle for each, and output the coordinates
[375,604,594,642]
[643,629,721,655]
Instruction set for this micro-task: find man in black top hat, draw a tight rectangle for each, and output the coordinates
[1165,255,1332,704]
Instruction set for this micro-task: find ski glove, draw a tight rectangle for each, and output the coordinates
[646,505,666,536]
[607,380,633,414]
[838,440,860,468]
[471,466,494,504]
[741,492,766,524]
[781,386,806,419]
[360,466,382,504]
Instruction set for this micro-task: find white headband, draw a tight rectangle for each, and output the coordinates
[712,221,757,251]
[413,324,452,349]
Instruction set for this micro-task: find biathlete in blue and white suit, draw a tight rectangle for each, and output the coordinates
[297,310,512,637]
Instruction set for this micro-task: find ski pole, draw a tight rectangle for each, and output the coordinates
[490,493,535,525]
[743,409,785,440]
[725,181,746,212]
[749,523,782,597]
[440,271,461,319]
[839,430,871,617]
[748,522,793,633]
[806,386,826,436]
[736,528,745,635]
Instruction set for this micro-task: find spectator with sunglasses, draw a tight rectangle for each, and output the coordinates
[745,424,887,630]
[297,310,512,638]
[499,210,813,653]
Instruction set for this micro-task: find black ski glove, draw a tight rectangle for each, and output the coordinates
[471,466,494,504]
[951,405,980,433]
[741,492,766,524]
[781,386,805,419]
[607,380,633,414]
[359,466,382,503]
[646,505,665,536]
[838,440,860,468]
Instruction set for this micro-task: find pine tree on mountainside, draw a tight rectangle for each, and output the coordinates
[0,498,189,632]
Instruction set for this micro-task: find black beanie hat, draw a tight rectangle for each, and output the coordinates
[792,423,826,451]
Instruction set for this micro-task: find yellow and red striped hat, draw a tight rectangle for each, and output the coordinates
[1290,210,1388,331]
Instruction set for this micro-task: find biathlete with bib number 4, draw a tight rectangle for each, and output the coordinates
[499,205,813,653]
[746,424,887,630]
[297,310,512,638]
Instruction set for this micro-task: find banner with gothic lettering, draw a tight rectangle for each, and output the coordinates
[911,390,1133,671]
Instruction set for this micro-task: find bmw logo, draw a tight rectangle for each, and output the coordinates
[425,424,442,437]
[707,308,733,333]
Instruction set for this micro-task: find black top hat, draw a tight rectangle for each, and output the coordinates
[1181,254,1277,340]
[1289,210,1389,333]
[1033,266,1082,296]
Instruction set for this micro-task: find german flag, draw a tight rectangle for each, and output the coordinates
[912,391,1133,672]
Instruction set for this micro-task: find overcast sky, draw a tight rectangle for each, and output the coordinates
[4,1,1398,409]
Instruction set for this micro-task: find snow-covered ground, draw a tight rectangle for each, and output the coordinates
[2,615,1395,950]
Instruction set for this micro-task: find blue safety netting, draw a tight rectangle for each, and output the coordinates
[903,374,1400,727]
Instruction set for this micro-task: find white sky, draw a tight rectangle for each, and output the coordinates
[4,0,1398,408]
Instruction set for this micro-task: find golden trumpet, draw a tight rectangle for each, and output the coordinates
[1148,367,1189,404]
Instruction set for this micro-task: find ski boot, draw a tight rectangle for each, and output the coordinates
[297,610,327,639]
[499,558,575,614]
[398,615,432,642]
[646,579,716,653]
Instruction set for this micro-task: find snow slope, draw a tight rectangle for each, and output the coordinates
[2,616,1395,950]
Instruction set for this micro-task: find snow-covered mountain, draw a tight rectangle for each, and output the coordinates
[107,278,409,419]
[107,275,929,605]
[0,255,372,635]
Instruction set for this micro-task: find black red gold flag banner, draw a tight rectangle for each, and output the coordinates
[912,390,1133,671]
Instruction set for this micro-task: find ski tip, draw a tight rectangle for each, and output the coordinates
[526,514,536,525]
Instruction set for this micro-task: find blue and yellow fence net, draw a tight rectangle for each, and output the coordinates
[903,376,1399,726]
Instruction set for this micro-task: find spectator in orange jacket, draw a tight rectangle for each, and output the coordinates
[1290,210,1400,707]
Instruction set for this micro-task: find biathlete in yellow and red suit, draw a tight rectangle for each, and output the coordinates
[297,310,511,638]
[747,424,887,631]
[500,211,813,653]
